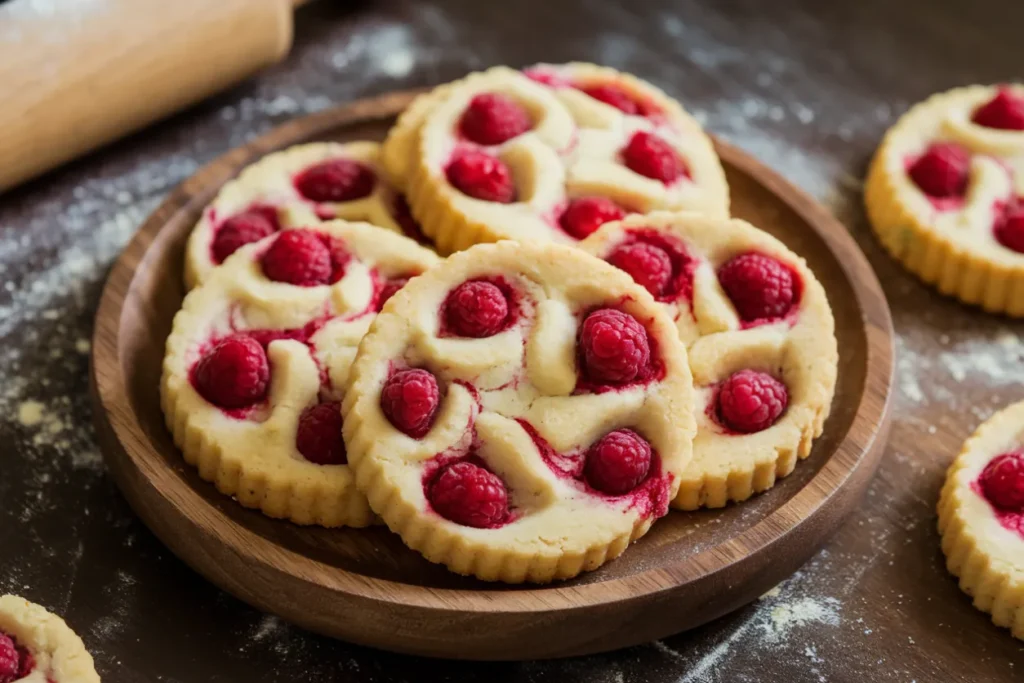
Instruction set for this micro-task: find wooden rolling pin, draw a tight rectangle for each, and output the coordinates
[0,0,311,192]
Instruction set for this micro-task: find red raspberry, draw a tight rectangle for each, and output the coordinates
[994,201,1024,253]
[908,143,970,198]
[444,280,509,338]
[622,131,687,184]
[584,429,652,495]
[972,89,1024,130]
[15,651,32,681]
[608,242,673,297]
[559,196,626,240]
[262,230,332,286]
[459,93,532,145]
[295,402,346,465]
[446,151,516,203]
[579,308,651,384]
[294,159,375,202]
[324,235,353,283]
[718,252,798,322]
[717,370,788,433]
[980,452,1024,510]
[381,369,440,438]
[580,84,645,116]
[429,461,508,528]
[193,335,270,409]
[377,276,410,310]
[0,634,19,683]
[212,208,277,264]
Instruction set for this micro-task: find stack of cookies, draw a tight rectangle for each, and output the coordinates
[161,63,838,583]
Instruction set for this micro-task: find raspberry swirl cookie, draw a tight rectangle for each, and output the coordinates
[938,400,1024,640]
[581,212,837,509]
[163,220,440,527]
[0,595,100,683]
[342,241,696,582]
[185,141,426,288]
[866,84,1024,315]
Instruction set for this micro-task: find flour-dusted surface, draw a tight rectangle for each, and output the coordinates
[1,0,1023,681]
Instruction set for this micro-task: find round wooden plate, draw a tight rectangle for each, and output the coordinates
[90,90,894,661]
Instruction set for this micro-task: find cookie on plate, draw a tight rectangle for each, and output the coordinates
[938,399,1024,640]
[581,212,837,509]
[163,220,440,527]
[865,84,1024,315]
[0,595,100,683]
[342,241,696,582]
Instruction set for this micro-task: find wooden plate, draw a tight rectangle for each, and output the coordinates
[90,90,894,661]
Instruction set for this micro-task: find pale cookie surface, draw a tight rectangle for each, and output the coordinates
[342,241,696,583]
[865,84,1024,315]
[582,212,837,509]
[185,141,426,288]
[162,220,440,527]
[938,400,1024,641]
[0,595,99,683]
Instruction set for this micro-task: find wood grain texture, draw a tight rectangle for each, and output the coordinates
[89,91,894,660]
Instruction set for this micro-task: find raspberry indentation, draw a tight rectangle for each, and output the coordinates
[972,89,1024,131]
[381,369,440,438]
[443,280,510,338]
[622,131,687,184]
[608,242,673,297]
[907,143,970,199]
[446,151,516,203]
[718,252,799,322]
[428,460,509,528]
[296,402,346,465]
[193,335,270,409]
[558,196,626,240]
[261,230,332,286]
[294,159,375,202]
[980,451,1024,511]
[995,201,1024,254]
[579,308,651,385]
[459,93,532,145]
[580,83,652,117]
[212,207,278,264]
[716,370,788,434]
[585,429,653,495]
[0,634,20,683]
[377,277,410,310]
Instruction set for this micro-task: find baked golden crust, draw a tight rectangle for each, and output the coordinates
[0,595,100,683]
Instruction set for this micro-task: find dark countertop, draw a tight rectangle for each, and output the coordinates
[2,0,1023,680]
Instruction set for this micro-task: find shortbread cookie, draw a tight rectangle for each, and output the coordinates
[163,220,440,527]
[581,212,837,509]
[939,400,1024,640]
[865,84,1024,315]
[185,141,427,288]
[0,595,100,683]
[383,64,728,253]
[342,241,696,582]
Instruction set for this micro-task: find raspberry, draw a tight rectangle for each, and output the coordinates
[212,208,277,264]
[459,93,532,145]
[995,201,1024,253]
[261,230,332,286]
[717,370,788,433]
[580,84,645,116]
[980,452,1024,510]
[908,143,970,198]
[15,651,32,681]
[193,335,270,409]
[446,151,516,203]
[444,280,509,337]
[584,429,652,495]
[295,403,346,465]
[428,461,508,527]
[579,308,650,384]
[0,634,19,683]
[381,369,440,438]
[608,242,673,297]
[294,159,375,202]
[558,196,626,240]
[972,89,1024,130]
[324,235,353,283]
[622,131,686,184]
[377,277,410,310]
[718,252,798,322]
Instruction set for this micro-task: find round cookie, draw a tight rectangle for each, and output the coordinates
[865,84,1024,315]
[162,220,440,527]
[581,212,837,509]
[0,595,100,683]
[342,241,696,583]
[185,141,427,289]
[938,400,1024,640]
